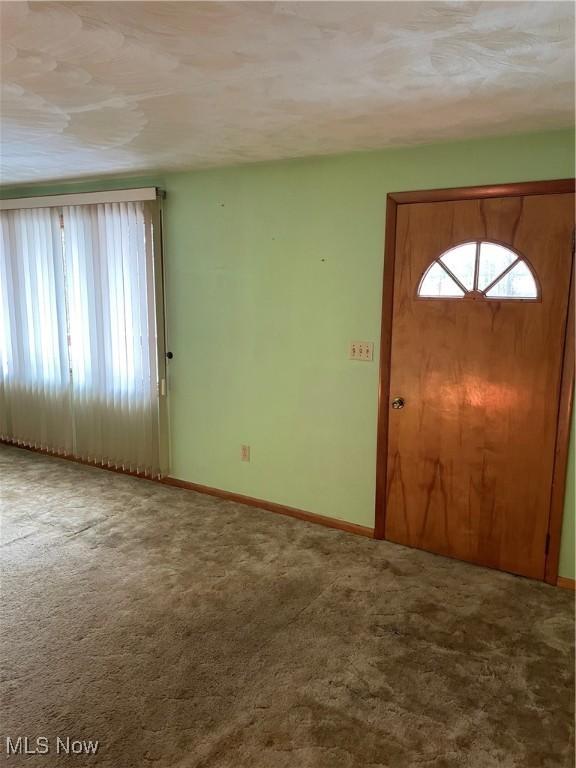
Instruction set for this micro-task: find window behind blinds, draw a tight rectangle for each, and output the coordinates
[0,196,167,477]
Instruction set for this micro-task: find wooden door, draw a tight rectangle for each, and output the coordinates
[383,192,574,579]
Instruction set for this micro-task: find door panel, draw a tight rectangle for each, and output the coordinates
[384,193,574,579]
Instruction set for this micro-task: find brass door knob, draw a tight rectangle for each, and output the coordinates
[391,397,405,409]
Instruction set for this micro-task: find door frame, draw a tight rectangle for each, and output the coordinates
[374,178,575,584]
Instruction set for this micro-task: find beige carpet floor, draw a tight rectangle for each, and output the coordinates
[0,444,574,768]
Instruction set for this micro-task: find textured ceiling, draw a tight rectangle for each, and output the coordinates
[1,1,574,184]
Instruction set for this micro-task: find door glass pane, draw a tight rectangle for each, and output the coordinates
[478,242,517,290]
[439,242,476,290]
[485,260,538,298]
[419,262,465,297]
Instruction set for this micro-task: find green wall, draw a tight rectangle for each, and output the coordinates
[2,128,575,578]
[559,412,575,580]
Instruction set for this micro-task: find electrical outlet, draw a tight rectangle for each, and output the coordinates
[241,444,251,462]
[349,341,374,361]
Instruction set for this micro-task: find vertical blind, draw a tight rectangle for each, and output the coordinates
[0,196,167,477]
[0,207,71,451]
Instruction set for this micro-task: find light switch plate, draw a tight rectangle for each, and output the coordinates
[349,341,374,361]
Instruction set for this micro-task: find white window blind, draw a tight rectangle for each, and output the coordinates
[0,207,72,451]
[0,194,167,477]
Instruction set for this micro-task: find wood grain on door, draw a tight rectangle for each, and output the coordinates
[384,193,574,579]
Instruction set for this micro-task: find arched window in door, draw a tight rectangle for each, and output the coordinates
[417,241,539,300]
